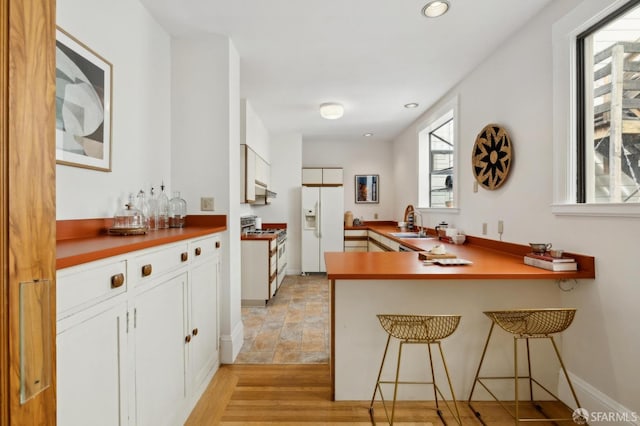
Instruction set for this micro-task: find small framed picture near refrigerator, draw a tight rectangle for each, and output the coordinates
[355,174,379,203]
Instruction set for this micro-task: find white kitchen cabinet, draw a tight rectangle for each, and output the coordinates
[322,168,343,185]
[368,230,400,252]
[56,257,129,426]
[302,167,343,185]
[344,229,368,252]
[57,296,129,426]
[134,271,188,426]
[241,144,257,203]
[241,237,277,305]
[241,144,271,203]
[255,154,270,187]
[368,240,385,252]
[56,233,222,426]
[187,235,220,393]
[302,168,323,185]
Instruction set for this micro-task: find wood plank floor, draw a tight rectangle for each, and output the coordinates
[185,364,575,425]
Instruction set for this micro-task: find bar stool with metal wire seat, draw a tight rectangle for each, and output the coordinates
[467,308,584,425]
[369,314,463,425]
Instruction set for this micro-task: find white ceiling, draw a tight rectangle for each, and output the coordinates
[140,0,552,143]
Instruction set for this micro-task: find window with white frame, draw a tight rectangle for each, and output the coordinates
[577,0,640,204]
[418,107,456,209]
[551,0,640,217]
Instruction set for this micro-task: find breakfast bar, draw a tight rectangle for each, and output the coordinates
[325,236,595,402]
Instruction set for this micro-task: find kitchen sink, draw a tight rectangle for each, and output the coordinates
[390,232,433,239]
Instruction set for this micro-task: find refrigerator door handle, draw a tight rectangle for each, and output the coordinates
[316,201,321,238]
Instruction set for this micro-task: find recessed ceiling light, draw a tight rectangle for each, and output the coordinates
[363,133,373,137]
[404,102,419,109]
[422,1,450,18]
[319,102,344,120]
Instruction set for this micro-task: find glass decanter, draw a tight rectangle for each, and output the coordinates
[168,191,187,228]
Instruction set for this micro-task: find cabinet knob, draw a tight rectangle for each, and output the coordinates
[111,273,125,289]
[141,264,152,277]
[215,241,221,249]
[185,335,192,343]
[192,328,198,336]
[195,247,202,256]
[181,252,188,262]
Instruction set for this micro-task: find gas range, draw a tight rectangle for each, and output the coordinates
[245,229,286,242]
[241,216,287,243]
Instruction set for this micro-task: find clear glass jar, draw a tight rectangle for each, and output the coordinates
[156,183,169,229]
[168,191,186,228]
[113,194,146,229]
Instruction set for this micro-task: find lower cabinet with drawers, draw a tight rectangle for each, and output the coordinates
[56,233,221,426]
[343,229,368,252]
[240,237,277,306]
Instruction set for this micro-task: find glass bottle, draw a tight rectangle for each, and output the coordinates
[168,191,187,228]
[135,190,150,230]
[148,186,158,230]
[156,182,169,229]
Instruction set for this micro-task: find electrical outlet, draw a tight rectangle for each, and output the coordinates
[498,220,504,234]
[200,197,214,211]
[473,181,478,193]
[482,222,487,235]
[374,213,378,219]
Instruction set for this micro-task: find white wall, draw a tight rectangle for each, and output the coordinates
[303,139,396,222]
[171,35,243,363]
[393,0,640,415]
[56,0,171,219]
[258,133,303,274]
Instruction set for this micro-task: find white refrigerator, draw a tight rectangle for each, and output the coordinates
[301,185,344,273]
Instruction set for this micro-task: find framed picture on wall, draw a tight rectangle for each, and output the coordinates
[55,27,113,171]
[355,174,379,204]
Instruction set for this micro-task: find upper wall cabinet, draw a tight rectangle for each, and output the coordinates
[255,155,270,188]
[241,144,256,203]
[241,144,271,203]
[302,167,343,186]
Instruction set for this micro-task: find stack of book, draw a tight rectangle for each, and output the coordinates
[524,252,577,271]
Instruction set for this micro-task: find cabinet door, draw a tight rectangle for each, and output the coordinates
[302,168,323,185]
[255,154,270,187]
[368,240,385,252]
[189,255,219,390]
[57,299,128,426]
[134,272,188,426]
[241,145,256,202]
[322,168,343,185]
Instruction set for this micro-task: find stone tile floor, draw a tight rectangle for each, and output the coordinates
[235,274,330,364]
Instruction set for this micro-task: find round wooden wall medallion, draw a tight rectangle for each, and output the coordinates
[472,124,513,190]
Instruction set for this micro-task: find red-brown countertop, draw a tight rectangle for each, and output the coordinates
[331,223,595,280]
[57,215,227,270]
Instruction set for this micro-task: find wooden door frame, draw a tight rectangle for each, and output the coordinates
[1,0,57,425]
[1,0,9,423]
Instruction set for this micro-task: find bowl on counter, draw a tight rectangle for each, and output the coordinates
[529,243,551,254]
[451,234,466,245]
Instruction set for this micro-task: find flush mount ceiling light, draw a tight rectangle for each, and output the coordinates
[422,0,450,18]
[319,102,344,120]
[363,132,374,137]
[404,102,419,109]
